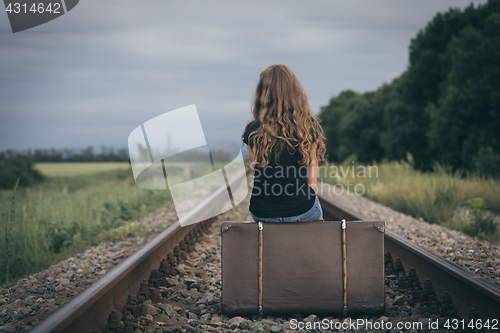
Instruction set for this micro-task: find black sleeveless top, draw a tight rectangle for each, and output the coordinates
[242,120,316,218]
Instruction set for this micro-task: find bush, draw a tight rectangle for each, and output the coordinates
[0,158,44,189]
[460,198,500,242]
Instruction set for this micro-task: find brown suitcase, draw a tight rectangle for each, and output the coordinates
[221,220,385,316]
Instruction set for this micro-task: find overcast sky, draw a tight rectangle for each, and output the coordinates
[0,0,488,151]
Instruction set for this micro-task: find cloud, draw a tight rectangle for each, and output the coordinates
[0,0,488,150]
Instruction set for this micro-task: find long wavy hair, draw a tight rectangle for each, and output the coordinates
[244,64,326,167]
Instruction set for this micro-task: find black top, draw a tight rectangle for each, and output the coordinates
[242,120,316,218]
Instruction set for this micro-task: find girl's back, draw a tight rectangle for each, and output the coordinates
[242,64,326,222]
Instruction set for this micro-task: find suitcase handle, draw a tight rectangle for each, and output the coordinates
[342,219,348,316]
[258,222,264,316]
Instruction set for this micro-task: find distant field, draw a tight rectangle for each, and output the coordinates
[0,163,171,286]
[35,162,130,177]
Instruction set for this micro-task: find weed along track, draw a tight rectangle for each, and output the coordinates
[3,174,499,333]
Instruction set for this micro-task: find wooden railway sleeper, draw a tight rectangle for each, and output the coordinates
[148,269,161,288]
[385,253,394,275]
[137,280,150,303]
[166,253,176,266]
[428,299,441,315]
[441,291,457,317]
[467,308,483,333]
[394,257,405,275]
[150,288,161,304]
[423,279,437,303]
[384,251,394,275]
[398,271,409,289]
[179,240,188,252]
[104,310,123,333]
[123,321,134,333]
[122,294,137,317]
[385,262,395,275]
[408,267,419,286]
[173,245,183,261]
[137,303,148,317]
[411,283,425,303]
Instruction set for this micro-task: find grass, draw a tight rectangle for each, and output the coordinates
[35,162,130,177]
[320,156,500,242]
[4,178,19,282]
[0,163,171,286]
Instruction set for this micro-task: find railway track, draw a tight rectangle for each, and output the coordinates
[29,174,500,333]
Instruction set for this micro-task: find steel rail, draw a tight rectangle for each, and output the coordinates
[318,193,500,323]
[31,171,249,333]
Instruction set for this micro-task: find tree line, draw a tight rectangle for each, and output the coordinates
[0,146,129,162]
[0,146,130,189]
[319,0,500,177]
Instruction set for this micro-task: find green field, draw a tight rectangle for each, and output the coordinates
[321,157,500,242]
[0,163,171,286]
[35,162,131,177]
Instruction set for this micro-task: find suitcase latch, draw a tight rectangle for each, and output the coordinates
[341,219,346,229]
[258,222,263,230]
[373,221,385,233]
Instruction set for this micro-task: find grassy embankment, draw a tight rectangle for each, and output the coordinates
[0,163,171,286]
[320,156,500,242]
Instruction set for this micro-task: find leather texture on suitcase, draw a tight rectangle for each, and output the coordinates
[221,220,385,316]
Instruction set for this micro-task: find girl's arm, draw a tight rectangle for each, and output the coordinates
[307,144,318,192]
[247,145,255,176]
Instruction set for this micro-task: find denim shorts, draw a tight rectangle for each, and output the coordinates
[250,196,323,223]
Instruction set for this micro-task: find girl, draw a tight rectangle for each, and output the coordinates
[242,64,326,222]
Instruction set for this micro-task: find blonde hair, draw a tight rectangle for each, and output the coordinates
[244,64,326,167]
